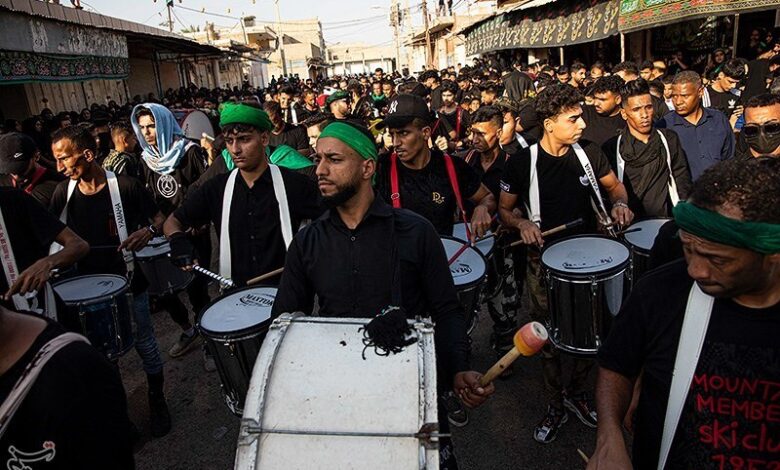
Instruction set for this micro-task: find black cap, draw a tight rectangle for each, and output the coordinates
[379,94,434,129]
[0,132,37,175]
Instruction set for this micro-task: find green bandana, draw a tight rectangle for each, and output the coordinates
[219,103,273,131]
[673,201,780,254]
[221,148,235,171]
[269,145,314,170]
[318,121,378,161]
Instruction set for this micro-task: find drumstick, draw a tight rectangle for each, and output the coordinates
[246,267,284,286]
[508,218,584,247]
[479,322,548,386]
[192,265,236,289]
[201,132,215,141]
[616,227,641,236]
[577,449,590,463]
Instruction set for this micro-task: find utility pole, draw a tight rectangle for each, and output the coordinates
[167,0,174,32]
[422,0,432,69]
[390,2,402,72]
[274,0,288,76]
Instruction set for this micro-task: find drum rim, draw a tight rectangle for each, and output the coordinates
[451,222,495,257]
[52,274,129,304]
[623,217,672,255]
[440,235,488,290]
[540,234,631,278]
[198,284,276,339]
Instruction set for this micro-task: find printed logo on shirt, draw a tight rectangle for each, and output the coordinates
[579,175,590,187]
[6,441,56,469]
[156,174,179,199]
[499,181,510,193]
[432,192,445,205]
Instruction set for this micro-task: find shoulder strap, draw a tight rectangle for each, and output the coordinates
[0,206,27,311]
[48,178,84,256]
[615,134,625,182]
[657,283,714,470]
[269,164,294,250]
[443,154,471,240]
[22,166,47,194]
[455,107,462,137]
[105,172,133,275]
[702,87,711,108]
[431,118,441,135]
[390,152,402,209]
[291,106,298,125]
[572,143,611,225]
[515,133,529,149]
[0,332,89,440]
[657,130,680,206]
[527,144,541,226]
[219,169,240,280]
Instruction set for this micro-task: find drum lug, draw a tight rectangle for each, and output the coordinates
[238,418,262,446]
[271,311,304,329]
[416,422,444,449]
[590,277,598,295]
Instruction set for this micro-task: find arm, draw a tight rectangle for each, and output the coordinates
[270,236,315,318]
[587,368,635,469]
[499,190,543,247]
[467,183,496,239]
[722,116,736,160]
[667,133,693,200]
[599,171,634,226]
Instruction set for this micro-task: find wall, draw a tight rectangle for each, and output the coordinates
[0,84,33,120]
[128,57,158,99]
[158,62,180,93]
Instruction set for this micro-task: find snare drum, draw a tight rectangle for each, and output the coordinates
[623,218,670,282]
[198,286,276,415]
[236,314,439,470]
[441,236,487,335]
[452,223,504,299]
[541,235,631,355]
[135,237,193,296]
[53,274,134,359]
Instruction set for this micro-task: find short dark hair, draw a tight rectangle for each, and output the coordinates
[419,70,440,83]
[648,79,665,97]
[556,65,569,75]
[109,120,134,139]
[51,124,97,154]
[592,75,625,96]
[262,100,282,119]
[721,58,747,80]
[620,78,652,106]
[640,60,654,71]
[133,106,154,123]
[279,85,294,96]
[534,83,583,122]
[744,92,780,110]
[673,70,702,87]
[303,112,330,130]
[440,79,459,95]
[691,157,780,223]
[613,61,640,77]
[571,62,586,72]
[471,105,504,128]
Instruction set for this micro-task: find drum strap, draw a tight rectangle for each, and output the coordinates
[0,332,89,440]
[16,165,47,195]
[390,152,402,209]
[0,206,27,311]
[616,130,680,207]
[219,166,293,281]
[291,106,298,125]
[657,283,714,470]
[455,107,462,138]
[515,133,529,149]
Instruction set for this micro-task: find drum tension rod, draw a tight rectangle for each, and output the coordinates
[242,423,449,442]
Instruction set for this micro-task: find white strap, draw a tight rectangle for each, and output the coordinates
[291,106,298,125]
[526,144,541,226]
[572,143,610,222]
[0,206,27,311]
[219,169,240,280]
[616,134,625,182]
[0,332,89,439]
[270,164,294,249]
[106,172,133,275]
[515,133,529,149]
[702,87,711,108]
[49,180,78,256]
[615,131,679,206]
[657,283,714,470]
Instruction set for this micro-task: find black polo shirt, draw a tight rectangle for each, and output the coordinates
[269,123,309,153]
[271,196,470,380]
[375,149,482,236]
[173,166,322,286]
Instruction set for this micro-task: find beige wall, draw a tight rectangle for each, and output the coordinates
[0,78,127,120]
[128,57,158,99]
[159,62,180,93]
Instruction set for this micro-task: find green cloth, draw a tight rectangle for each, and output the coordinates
[325,90,349,106]
[221,149,235,171]
[219,103,272,131]
[318,121,378,161]
[673,201,780,254]
[269,145,314,170]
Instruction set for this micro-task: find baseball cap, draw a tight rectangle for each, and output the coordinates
[326,90,349,106]
[378,94,434,129]
[0,132,37,175]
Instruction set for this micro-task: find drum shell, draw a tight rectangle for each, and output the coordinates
[441,235,487,335]
[623,218,670,282]
[135,242,193,296]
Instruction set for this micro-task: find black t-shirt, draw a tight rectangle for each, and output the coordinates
[499,141,611,236]
[439,107,471,142]
[430,87,443,110]
[0,188,65,297]
[269,123,309,153]
[375,149,482,235]
[705,86,741,117]
[142,144,207,216]
[582,105,626,146]
[0,167,63,209]
[174,167,322,286]
[49,175,158,279]
[0,315,134,469]
[598,260,780,469]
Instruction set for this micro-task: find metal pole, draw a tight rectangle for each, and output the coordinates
[167,4,174,32]
[732,13,740,57]
[559,47,564,65]
[392,3,402,72]
[274,0,287,76]
[422,0,432,68]
[620,33,626,62]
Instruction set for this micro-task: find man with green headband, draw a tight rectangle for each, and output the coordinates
[163,103,321,287]
[590,158,780,469]
[273,120,495,470]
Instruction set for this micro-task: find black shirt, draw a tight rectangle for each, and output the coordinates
[582,105,626,146]
[271,196,470,380]
[269,123,309,153]
[0,315,134,469]
[464,149,508,205]
[500,141,611,237]
[0,167,63,208]
[501,132,537,156]
[598,260,780,469]
[439,107,471,142]
[375,149,482,235]
[430,87,443,110]
[142,144,207,216]
[174,167,322,286]
[705,86,741,117]
[0,189,65,298]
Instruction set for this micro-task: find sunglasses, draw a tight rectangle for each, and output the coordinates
[742,121,780,137]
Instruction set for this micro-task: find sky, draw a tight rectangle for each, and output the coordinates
[85,0,398,46]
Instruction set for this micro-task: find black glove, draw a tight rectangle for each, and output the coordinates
[168,233,197,268]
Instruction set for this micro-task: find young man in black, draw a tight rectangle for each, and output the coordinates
[499,83,634,444]
[437,80,471,152]
[581,75,627,146]
[421,70,444,110]
[590,158,780,469]
[602,79,692,218]
[164,103,321,288]
[494,97,538,155]
[272,120,495,470]
[702,58,746,119]
[0,132,63,208]
[49,125,171,437]
[264,101,312,157]
[131,103,211,359]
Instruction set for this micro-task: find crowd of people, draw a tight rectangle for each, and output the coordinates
[0,30,779,470]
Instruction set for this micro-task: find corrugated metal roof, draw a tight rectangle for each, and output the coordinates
[507,0,559,12]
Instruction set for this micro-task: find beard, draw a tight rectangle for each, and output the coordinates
[320,180,359,208]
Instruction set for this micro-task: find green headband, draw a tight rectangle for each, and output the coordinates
[219,103,272,131]
[673,201,780,254]
[318,122,378,162]
[270,145,314,170]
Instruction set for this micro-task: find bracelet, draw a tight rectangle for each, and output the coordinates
[613,201,629,209]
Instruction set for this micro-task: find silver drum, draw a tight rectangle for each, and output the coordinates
[441,236,487,335]
[134,237,193,296]
[623,218,670,282]
[541,235,631,356]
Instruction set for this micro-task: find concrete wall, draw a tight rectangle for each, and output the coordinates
[128,57,158,99]
[158,62,180,93]
[0,84,34,120]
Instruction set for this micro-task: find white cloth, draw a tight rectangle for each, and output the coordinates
[515,133,529,149]
[0,205,27,311]
[615,130,680,206]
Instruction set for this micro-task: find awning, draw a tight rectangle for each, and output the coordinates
[619,0,780,34]
[464,0,620,55]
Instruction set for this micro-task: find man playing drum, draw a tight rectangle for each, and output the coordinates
[164,103,321,287]
[499,83,634,444]
[49,126,171,438]
[590,158,780,469]
[272,120,495,470]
